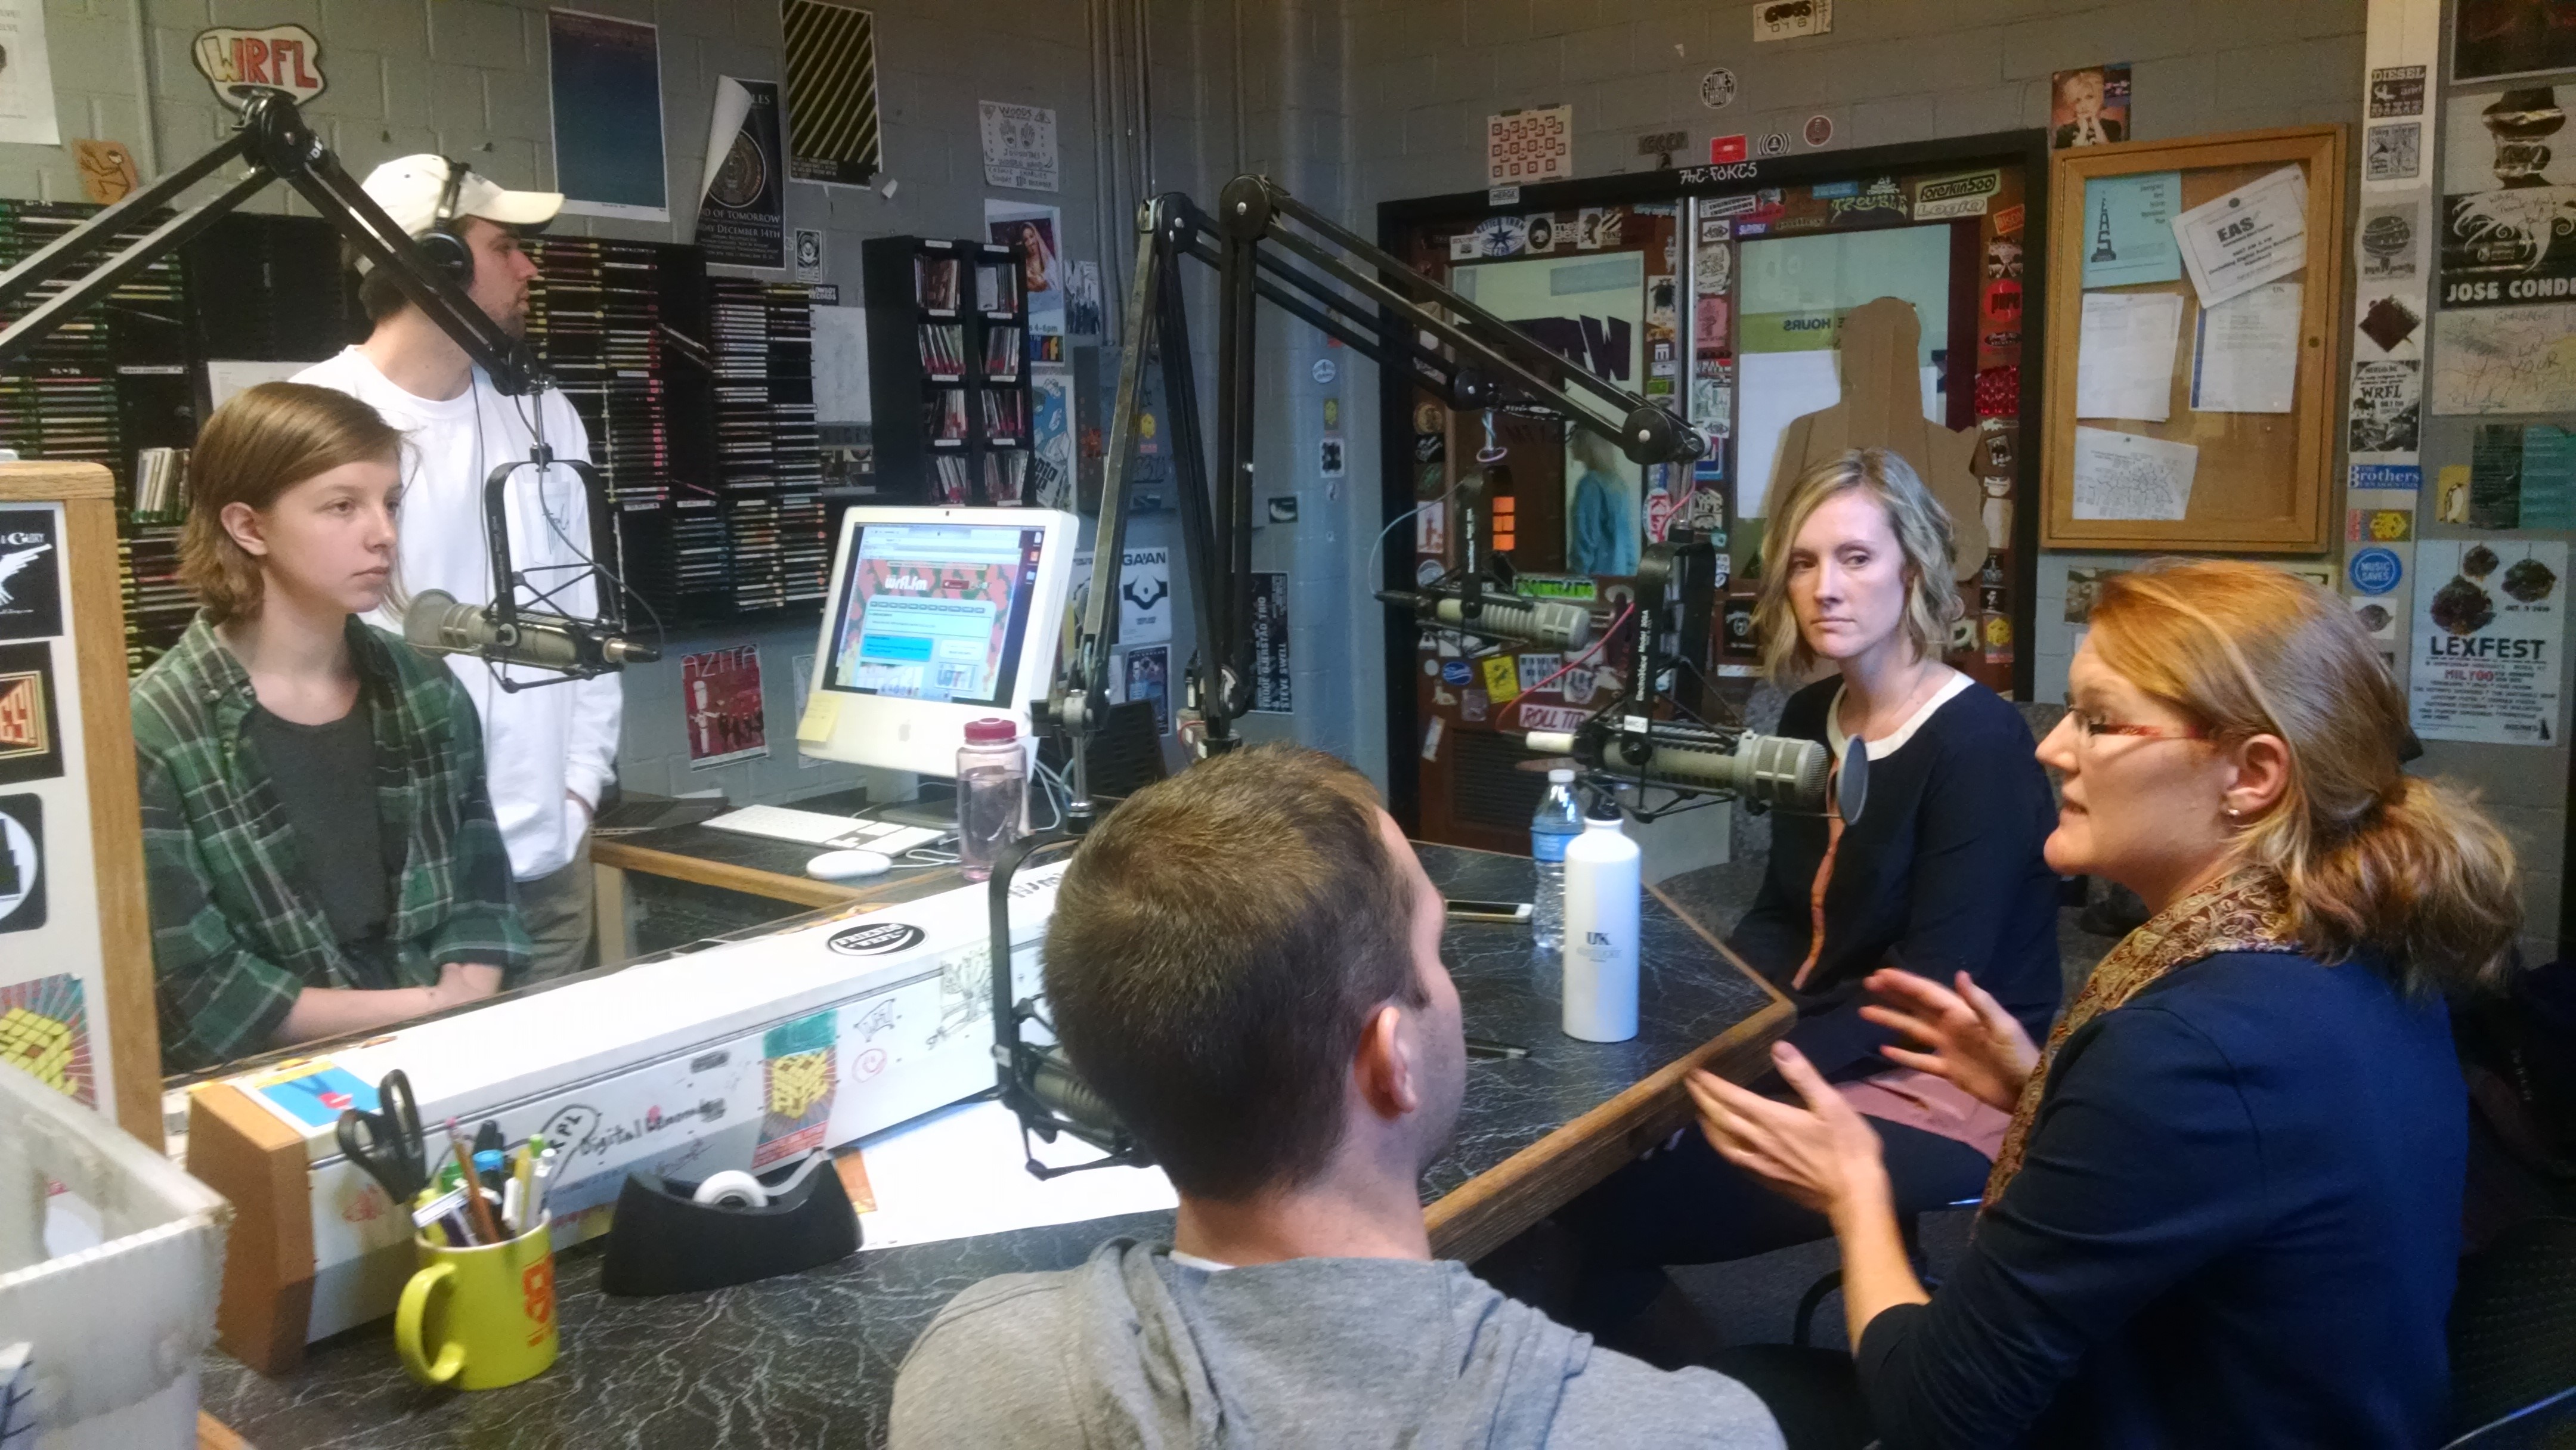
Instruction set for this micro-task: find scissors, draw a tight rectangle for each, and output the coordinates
[335,1069,428,1206]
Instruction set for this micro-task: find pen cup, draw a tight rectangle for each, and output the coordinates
[395,1220,559,1390]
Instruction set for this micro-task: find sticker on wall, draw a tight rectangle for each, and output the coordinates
[0,973,92,1106]
[2349,507,2416,542]
[0,509,61,642]
[1119,547,1172,645]
[1700,67,1738,109]
[70,140,137,206]
[1250,572,1293,714]
[2349,359,2423,453]
[1710,134,1749,165]
[1476,215,1530,257]
[1754,0,1832,42]
[0,644,60,786]
[1449,233,1478,261]
[1312,357,1338,385]
[682,645,769,770]
[0,794,42,935]
[794,227,826,284]
[2371,65,2428,118]
[1527,215,1558,252]
[2352,463,2424,491]
[781,0,884,187]
[2358,201,2423,282]
[2349,545,2407,596]
[191,24,326,110]
[1319,435,1346,478]
[2365,122,2422,181]
[1123,646,1171,735]
[1912,169,2001,221]
[1488,104,1574,185]
[1802,113,1835,148]
[977,100,1059,192]
[2050,64,2130,148]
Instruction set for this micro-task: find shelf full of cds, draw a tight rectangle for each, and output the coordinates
[860,236,1036,506]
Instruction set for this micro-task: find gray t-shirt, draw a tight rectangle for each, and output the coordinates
[890,1238,1784,1448]
[246,703,394,985]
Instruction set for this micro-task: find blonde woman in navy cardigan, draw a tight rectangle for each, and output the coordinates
[1694,561,2520,1448]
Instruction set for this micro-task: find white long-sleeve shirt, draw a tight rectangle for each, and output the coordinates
[295,347,622,881]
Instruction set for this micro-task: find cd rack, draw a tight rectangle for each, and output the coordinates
[860,235,1035,506]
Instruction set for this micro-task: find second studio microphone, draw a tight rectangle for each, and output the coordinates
[402,588,660,674]
[1376,589,1592,650]
[1524,724,1860,820]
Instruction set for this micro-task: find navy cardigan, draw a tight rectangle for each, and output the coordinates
[1729,676,2064,1082]
[1857,950,2464,1448]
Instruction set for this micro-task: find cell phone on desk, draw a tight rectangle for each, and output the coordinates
[1444,898,1534,924]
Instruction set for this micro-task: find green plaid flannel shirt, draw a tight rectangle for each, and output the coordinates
[134,615,531,1071]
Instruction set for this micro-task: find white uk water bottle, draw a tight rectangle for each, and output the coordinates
[1562,804,1641,1042]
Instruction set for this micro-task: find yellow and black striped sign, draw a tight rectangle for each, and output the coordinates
[782,0,881,187]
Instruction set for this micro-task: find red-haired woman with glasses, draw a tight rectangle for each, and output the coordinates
[1693,559,2520,1448]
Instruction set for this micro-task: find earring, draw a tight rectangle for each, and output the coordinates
[2223,803,2243,821]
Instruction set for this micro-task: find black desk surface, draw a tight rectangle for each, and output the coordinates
[200,849,1778,1449]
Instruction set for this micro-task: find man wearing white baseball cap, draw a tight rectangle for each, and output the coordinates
[296,154,618,984]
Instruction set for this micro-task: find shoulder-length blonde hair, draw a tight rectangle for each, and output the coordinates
[1752,448,1960,685]
[2089,560,2521,994]
[179,382,404,625]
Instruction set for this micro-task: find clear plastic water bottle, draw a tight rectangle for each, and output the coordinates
[1530,768,1583,956]
[956,717,1028,882]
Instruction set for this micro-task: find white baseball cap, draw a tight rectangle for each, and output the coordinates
[353,154,561,267]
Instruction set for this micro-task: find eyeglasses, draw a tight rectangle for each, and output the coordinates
[2066,707,2205,752]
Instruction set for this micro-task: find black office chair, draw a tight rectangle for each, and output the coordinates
[2443,1216,2576,1449]
[1791,1196,1982,1349]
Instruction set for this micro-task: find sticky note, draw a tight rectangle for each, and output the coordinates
[797,692,841,743]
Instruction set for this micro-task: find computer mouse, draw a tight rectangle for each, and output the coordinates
[806,848,893,880]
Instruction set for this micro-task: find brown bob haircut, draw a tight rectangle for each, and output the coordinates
[179,382,404,624]
[1042,745,1426,1200]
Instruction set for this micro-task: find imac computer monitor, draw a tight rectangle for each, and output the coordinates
[800,506,1082,777]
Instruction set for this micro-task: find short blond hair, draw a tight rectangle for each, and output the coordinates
[1753,448,1959,685]
[2090,560,2521,993]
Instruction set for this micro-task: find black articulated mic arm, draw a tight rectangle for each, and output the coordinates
[0,90,654,682]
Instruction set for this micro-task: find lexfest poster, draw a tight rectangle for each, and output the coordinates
[2411,538,2568,745]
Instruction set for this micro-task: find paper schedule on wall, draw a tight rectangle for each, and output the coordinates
[2071,426,2197,520]
[2172,165,2308,310]
[2075,292,2182,421]
[2189,282,2302,413]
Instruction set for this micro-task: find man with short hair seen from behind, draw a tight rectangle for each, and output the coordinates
[888,744,1783,1448]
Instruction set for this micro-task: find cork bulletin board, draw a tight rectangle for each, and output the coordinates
[2042,126,2346,552]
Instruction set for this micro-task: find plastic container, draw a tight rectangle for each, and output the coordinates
[1562,805,1642,1042]
[1530,769,1583,957]
[0,1066,230,1450]
[956,717,1029,882]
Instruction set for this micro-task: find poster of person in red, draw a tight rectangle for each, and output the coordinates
[684,645,770,768]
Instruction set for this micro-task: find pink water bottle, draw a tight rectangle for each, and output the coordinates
[956,717,1028,882]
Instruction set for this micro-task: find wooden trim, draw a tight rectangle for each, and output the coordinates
[594,860,634,967]
[2039,124,2346,554]
[197,1413,255,1450]
[0,461,112,501]
[588,838,869,908]
[1425,879,1795,1263]
[191,1083,317,1374]
[64,493,166,1145]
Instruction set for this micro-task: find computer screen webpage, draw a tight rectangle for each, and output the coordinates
[823,523,1046,707]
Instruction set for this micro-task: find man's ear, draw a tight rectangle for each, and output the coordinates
[1352,1003,1421,1123]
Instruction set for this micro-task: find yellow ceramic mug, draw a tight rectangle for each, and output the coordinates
[395,1222,559,1389]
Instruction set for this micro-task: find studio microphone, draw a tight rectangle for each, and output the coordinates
[402,588,660,673]
[1376,589,1592,651]
[1525,723,1859,820]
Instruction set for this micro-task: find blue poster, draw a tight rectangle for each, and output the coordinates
[547,11,670,222]
[2081,172,2185,290]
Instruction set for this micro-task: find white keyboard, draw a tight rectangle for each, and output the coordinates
[704,804,948,855]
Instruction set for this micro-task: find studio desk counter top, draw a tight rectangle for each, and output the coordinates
[200,847,1785,1449]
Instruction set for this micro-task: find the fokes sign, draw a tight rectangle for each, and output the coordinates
[192,25,328,111]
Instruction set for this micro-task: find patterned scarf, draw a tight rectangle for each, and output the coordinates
[1983,867,2299,1208]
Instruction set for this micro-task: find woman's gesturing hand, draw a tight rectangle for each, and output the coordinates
[1687,1041,1893,1220]
[1859,968,2041,1113]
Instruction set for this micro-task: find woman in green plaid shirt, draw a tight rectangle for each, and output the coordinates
[134,383,530,1072]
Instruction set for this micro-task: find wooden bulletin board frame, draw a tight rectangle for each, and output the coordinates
[2042,125,2346,553]
[0,461,163,1147]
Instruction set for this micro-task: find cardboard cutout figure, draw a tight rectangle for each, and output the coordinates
[1767,296,1987,578]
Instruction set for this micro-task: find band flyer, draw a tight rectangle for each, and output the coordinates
[2411,538,2566,745]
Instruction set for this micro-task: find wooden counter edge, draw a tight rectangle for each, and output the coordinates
[589,837,868,909]
[190,1083,318,1375]
[1426,878,1795,1264]
[0,461,113,500]
[198,1412,255,1449]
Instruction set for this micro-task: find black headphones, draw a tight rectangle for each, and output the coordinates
[417,156,474,286]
